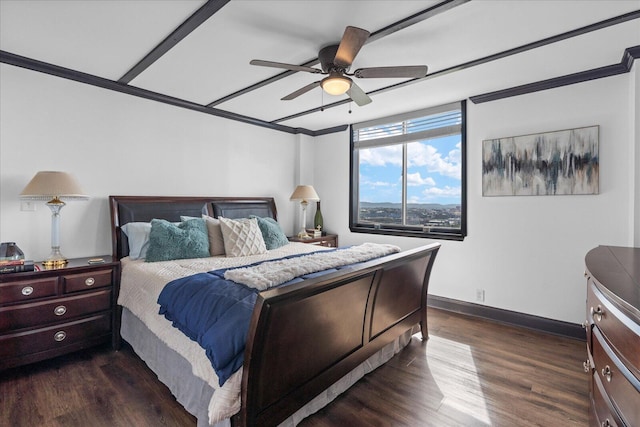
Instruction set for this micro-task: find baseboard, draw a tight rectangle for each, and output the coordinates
[427,295,586,341]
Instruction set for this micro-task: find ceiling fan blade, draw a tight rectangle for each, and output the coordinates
[281,81,321,100]
[334,26,370,68]
[346,82,372,107]
[354,65,428,79]
[250,59,322,74]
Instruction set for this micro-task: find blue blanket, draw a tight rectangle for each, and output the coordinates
[158,252,344,386]
[158,270,258,385]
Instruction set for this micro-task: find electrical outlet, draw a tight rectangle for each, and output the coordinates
[20,201,36,212]
[475,288,485,303]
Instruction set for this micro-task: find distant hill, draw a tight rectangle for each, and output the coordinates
[360,202,459,210]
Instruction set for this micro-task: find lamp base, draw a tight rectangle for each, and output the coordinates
[42,247,68,269]
[297,229,311,239]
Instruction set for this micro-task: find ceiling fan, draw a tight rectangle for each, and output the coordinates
[250,26,428,107]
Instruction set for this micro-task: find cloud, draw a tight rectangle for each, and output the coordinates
[407,172,436,186]
[360,140,461,180]
[407,141,461,179]
[359,172,398,189]
[358,145,402,166]
[422,185,461,199]
[369,181,394,187]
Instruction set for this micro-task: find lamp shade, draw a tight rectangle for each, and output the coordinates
[20,171,88,201]
[290,185,319,202]
[321,74,352,96]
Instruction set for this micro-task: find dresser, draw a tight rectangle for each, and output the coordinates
[0,256,120,370]
[584,246,640,427]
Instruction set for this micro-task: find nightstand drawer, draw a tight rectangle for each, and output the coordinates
[0,313,111,359]
[63,269,112,293]
[0,289,111,332]
[0,277,58,304]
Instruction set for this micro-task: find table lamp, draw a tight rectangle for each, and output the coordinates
[20,171,88,268]
[290,185,320,239]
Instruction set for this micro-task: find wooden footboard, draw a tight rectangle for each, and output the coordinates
[237,243,440,426]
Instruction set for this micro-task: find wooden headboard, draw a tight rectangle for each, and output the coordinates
[109,196,277,260]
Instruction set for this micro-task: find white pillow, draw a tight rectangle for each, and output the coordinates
[202,215,226,256]
[218,217,267,257]
[121,222,151,260]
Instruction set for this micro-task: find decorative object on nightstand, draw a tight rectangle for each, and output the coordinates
[20,171,88,268]
[290,185,319,239]
[314,200,323,232]
[0,242,24,261]
[0,242,35,274]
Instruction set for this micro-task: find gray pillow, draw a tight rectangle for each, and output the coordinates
[121,222,152,260]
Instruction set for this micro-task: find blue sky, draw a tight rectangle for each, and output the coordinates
[359,134,462,205]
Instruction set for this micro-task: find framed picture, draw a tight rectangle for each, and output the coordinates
[482,125,599,196]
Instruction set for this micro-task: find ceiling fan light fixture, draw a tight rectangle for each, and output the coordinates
[321,74,352,96]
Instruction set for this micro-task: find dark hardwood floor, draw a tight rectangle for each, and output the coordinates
[0,308,589,426]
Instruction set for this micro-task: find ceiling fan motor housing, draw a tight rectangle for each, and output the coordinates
[318,44,344,73]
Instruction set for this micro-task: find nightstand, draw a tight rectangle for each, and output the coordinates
[288,234,338,248]
[0,256,120,370]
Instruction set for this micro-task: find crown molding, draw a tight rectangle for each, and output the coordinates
[0,50,317,136]
[469,45,640,104]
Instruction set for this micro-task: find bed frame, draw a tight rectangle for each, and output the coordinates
[109,195,440,426]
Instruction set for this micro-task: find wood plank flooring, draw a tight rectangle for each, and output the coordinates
[0,308,589,426]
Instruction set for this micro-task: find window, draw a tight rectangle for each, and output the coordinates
[350,101,466,240]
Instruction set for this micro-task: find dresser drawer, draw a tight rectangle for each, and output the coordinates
[588,280,640,377]
[0,289,111,332]
[0,314,111,359]
[591,370,624,427]
[63,269,112,293]
[0,277,58,304]
[592,327,640,427]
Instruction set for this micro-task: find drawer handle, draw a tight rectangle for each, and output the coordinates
[54,331,66,342]
[54,305,67,316]
[581,321,589,330]
[590,305,605,322]
[583,359,592,373]
[601,365,612,382]
[85,277,95,286]
[21,286,34,296]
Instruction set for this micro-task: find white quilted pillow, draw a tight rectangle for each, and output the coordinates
[218,217,267,257]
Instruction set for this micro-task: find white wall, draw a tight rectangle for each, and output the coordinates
[1,56,637,326]
[0,64,299,261]
[312,72,636,324]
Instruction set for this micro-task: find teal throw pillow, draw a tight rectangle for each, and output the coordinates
[250,216,289,250]
[145,218,209,262]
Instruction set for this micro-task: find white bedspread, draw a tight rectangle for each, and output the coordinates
[117,242,331,424]
[224,243,400,290]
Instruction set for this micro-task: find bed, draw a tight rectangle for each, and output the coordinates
[109,195,440,426]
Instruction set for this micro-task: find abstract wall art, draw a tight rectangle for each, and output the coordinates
[482,125,599,196]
